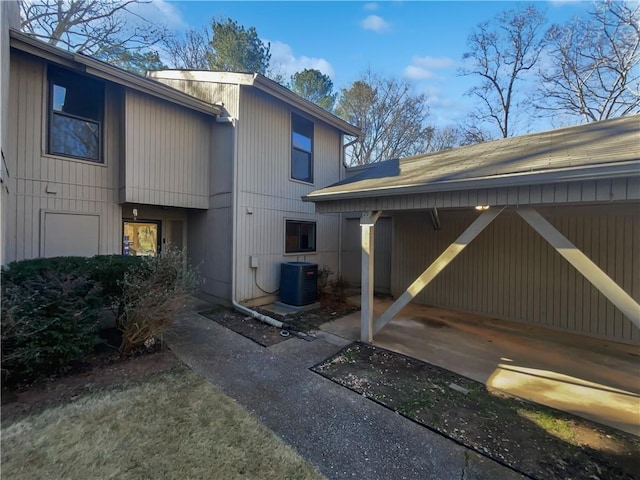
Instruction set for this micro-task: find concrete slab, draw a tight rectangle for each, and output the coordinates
[262,301,321,316]
[167,310,526,480]
[267,336,344,368]
[321,297,640,436]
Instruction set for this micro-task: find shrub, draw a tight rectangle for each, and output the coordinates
[88,255,145,318]
[118,248,198,356]
[317,265,334,295]
[330,275,350,303]
[1,272,103,382]
[2,256,89,285]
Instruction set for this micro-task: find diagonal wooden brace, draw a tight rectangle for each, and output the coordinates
[517,207,640,329]
[374,207,505,335]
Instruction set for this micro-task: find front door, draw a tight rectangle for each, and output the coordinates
[123,221,160,256]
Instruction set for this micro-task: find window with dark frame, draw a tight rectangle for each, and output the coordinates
[48,66,104,162]
[285,220,316,253]
[291,113,313,183]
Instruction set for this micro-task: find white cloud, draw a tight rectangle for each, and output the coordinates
[361,15,391,33]
[411,85,470,127]
[403,56,457,80]
[129,0,187,31]
[267,40,334,78]
[364,3,379,10]
[404,65,438,81]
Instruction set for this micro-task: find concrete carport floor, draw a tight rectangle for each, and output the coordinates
[321,296,640,437]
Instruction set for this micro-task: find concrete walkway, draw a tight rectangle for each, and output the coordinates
[166,309,526,480]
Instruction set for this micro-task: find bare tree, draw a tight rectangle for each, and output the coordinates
[20,0,167,61]
[164,28,213,70]
[425,126,460,152]
[460,5,547,138]
[536,1,640,122]
[336,70,433,165]
[162,17,271,76]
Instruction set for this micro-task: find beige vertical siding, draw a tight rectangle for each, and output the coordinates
[6,52,122,262]
[390,205,640,344]
[123,90,212,209]
[341,216,392,293]
[127,77,346,303]
[150,78,240,119]
[235,87,343,303]
[148,79,240,300]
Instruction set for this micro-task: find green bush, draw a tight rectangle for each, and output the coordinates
[0,255,144,382]
[1,272,103,382]
[2,254,144,310]
[2,256,90,285]
[119,248,198,355]
[88,255,145,317]
[317,265,334,295]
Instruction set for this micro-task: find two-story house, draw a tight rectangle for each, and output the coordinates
[2,28,360,309]
[146,70,359,305]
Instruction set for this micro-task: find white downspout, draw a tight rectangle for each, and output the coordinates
[226,115,285,329]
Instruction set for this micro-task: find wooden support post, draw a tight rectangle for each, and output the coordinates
[374,207,504,335]
[361,211,381,343]
[517,207,640,329]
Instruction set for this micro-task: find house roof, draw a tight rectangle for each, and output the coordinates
[146,70,361,137]
[304,115,640,202]
[9,30,223,117]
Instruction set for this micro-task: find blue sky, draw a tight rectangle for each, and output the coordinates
[145,1,594,133]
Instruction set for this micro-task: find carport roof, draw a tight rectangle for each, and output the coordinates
[304,115,640,203]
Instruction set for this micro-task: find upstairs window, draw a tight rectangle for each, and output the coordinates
[291,113,313,183]
[48,66,104,162]
[285,220,316,253]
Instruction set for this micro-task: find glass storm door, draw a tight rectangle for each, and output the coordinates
[123,221,160,256]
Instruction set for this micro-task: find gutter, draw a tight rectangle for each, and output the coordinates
[227,115,285,329]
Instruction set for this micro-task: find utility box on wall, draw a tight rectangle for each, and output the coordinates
[280,262,318,306]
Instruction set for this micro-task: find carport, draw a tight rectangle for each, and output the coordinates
[304,115,640,432]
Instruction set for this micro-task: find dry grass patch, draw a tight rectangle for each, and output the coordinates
[2,365,324,480]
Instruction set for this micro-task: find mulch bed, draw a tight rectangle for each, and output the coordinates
[312,342,640,480]
[200,298,359,347]
[199,307,290,347]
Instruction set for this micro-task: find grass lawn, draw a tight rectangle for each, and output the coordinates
[1,365,325,480]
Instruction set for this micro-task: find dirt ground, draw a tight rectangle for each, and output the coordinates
[2,297,357,423]
[313,342,640,480]
[1,327,179,424]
